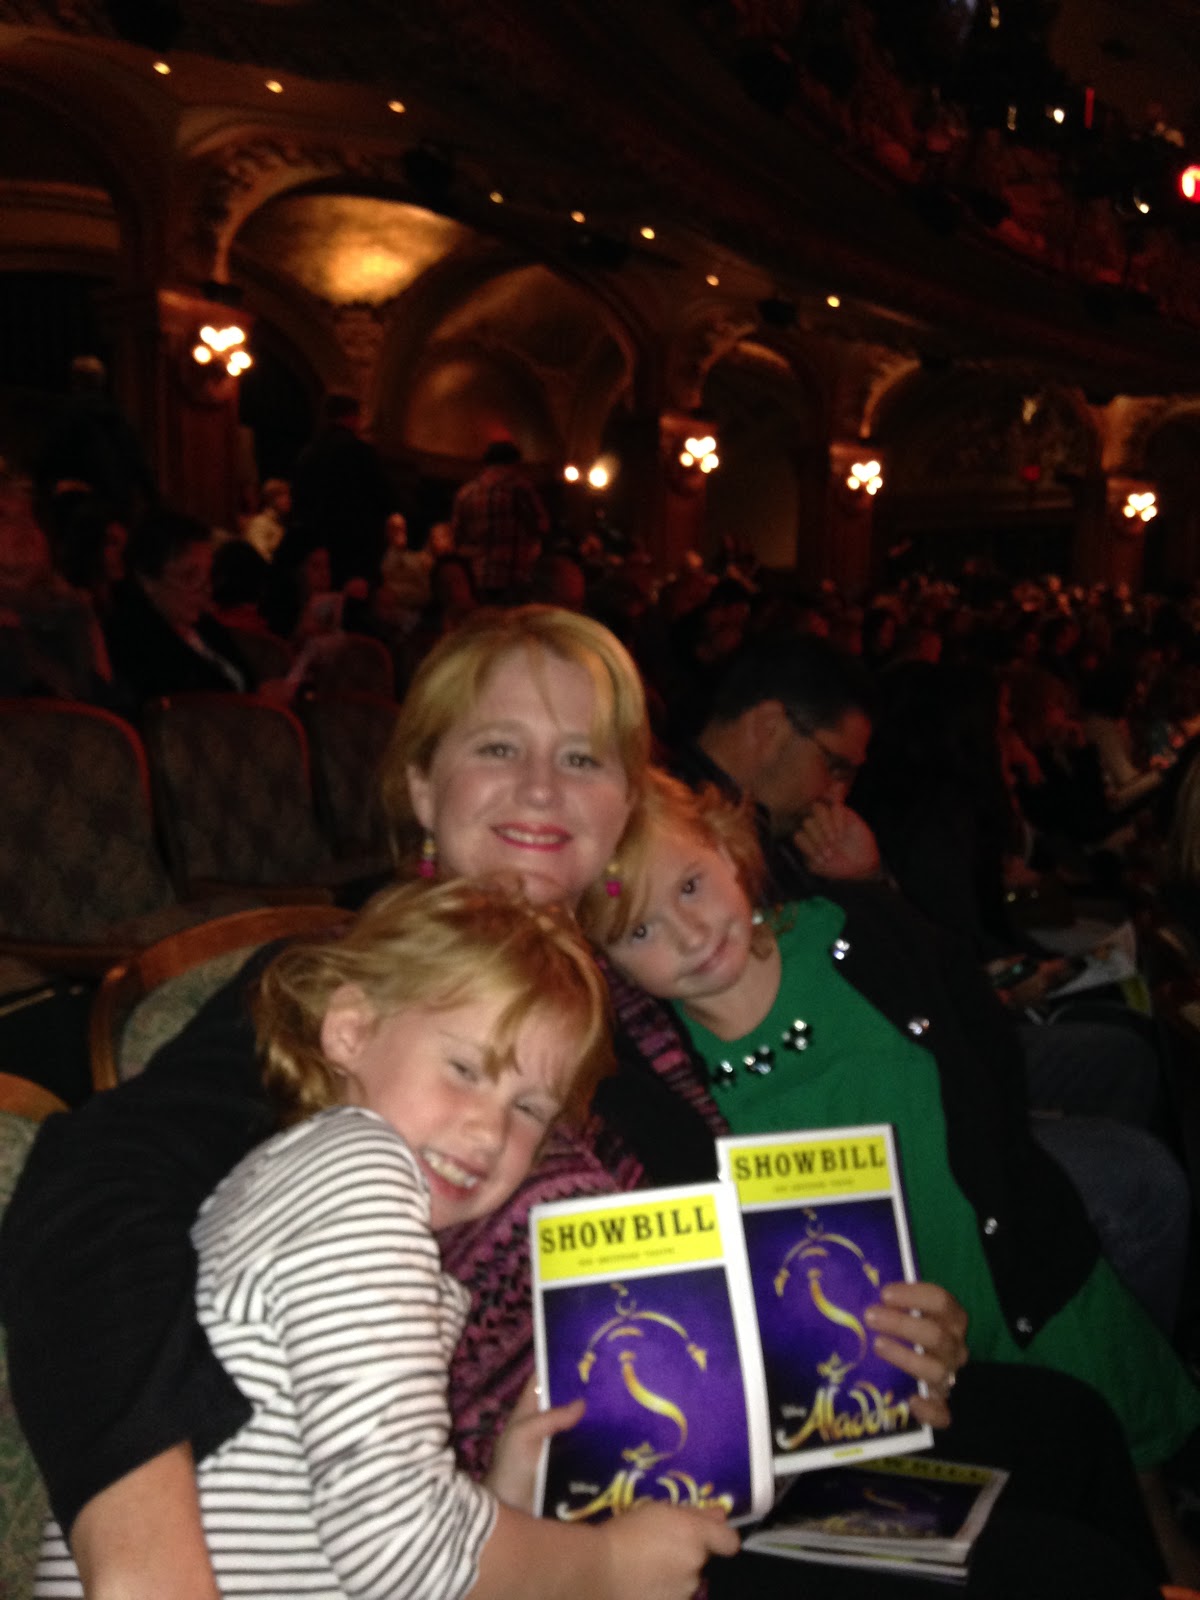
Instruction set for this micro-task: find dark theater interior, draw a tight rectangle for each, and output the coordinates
[8,4,1200,1598]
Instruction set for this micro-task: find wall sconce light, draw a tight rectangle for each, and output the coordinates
[563,464,580,483]
[586,462,611,490]
[1123,490,1157,522]
[846,459,883,496]
[680,434,719,474]
[192,324,252,377]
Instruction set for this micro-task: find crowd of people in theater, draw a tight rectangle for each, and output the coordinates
[6,378,1200,1600]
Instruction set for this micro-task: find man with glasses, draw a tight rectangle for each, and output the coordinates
[674,632,881,885]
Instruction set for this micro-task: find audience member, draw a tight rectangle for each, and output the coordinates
[290,394,393,585]
[0,462,112,700]
[1165,752,1200,946]
[1080,662,1169,812]
[208,539,273,634]
[44,489,127,621]
[451,440,548,601]
[104,508,254,704]
[37,355,156,525]
[376,511,432,625]
[241,478,290,562]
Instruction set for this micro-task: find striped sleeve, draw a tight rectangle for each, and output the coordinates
[200,1111,496,1600]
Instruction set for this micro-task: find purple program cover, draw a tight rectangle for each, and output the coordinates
[531,1184,773,1525]
[718,1125,934,1475]
[540,1270,753,1520]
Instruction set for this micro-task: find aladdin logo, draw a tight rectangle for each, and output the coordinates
[773,1210,910,1451]
[554,1283,733,1521]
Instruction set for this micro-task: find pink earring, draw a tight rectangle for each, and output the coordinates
[418,833,437,879]
[605,861,621,898]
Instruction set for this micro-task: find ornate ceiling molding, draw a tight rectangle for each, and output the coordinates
[9,0,1200,392]
[180,134,410,281]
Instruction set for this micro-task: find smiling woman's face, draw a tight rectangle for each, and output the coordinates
[406,649,632,908]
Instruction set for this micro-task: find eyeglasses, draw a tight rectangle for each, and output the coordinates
[785,714,864,786]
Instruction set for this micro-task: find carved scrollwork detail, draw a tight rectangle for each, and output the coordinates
[183,138,410,283]
[668,312,758,411]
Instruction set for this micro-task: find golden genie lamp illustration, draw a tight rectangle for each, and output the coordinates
[559,1282,732,1517]
[578,1282,706,1470]
[769,1208,910,1453]
[774,1208,881,1388]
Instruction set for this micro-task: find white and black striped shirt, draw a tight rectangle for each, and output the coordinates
[37,1108,497,1598]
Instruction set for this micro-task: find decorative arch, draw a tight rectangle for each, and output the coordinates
[873,367,1098,494]
[177,128,412,283]
[378,260,636,467]
[399,339,561,463]
[700,337,826,568]
[233,254,341,401]
[1123,398,1200,475]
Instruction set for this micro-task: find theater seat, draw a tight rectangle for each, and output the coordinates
[143,693,378,903]
[89,902,351,1091]
[0,700,259,978]
[303,692,399,862]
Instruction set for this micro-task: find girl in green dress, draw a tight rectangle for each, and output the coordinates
[578,770,1200,1579]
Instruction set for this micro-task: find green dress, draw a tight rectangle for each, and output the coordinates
[679,898,1200,1470]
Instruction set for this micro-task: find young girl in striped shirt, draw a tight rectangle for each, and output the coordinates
[37,878,737,1600]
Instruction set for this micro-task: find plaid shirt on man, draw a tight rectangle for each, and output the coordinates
[451,464,548,597]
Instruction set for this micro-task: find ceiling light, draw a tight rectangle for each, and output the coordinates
[570,210,586,224]
[706,273,720,287]
[847,460,883,495]
[153,60,171,75]
[640,226,656,240]
[193,323,252,377]
[265,79,283,94]
[826,294,841,308]
[387,99,406,114]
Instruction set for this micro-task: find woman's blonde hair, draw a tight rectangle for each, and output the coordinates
[379,605,650,863]
[577,768,770,953]
[255,877,612,1126]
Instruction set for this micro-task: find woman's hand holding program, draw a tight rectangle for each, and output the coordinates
[864,1280,970,1429]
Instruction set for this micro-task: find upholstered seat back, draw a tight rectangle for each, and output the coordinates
[144,694,334,891]
[305,694,399,859]
[221,627,293,685]
[309,634,394,698]
[0,701,173,943]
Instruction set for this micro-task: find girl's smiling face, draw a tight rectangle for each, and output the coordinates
[323,990,573,1230]
[603,827,754,1004]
